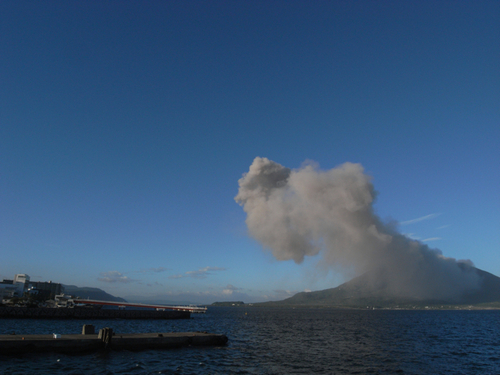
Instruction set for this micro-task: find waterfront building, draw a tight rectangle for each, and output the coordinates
[29,281,64,300]
[0,278,25,300]
[14,274,30,284]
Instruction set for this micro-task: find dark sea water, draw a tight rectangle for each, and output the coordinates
[1,307,499,374]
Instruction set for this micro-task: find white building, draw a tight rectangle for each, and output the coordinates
[0,274,30,300]
[14,274,30,284]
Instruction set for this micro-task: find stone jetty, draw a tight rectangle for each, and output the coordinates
[0,326,228,354]
[0,306,190,319]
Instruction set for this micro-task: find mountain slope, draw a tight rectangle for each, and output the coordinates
[63,285,127,302]
[269,267,500,307]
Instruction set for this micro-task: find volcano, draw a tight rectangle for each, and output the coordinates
[270,267,500,308]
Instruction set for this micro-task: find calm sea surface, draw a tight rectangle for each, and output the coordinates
[1,307,499,374]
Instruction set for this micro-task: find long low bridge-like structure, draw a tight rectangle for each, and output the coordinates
[73,299,207,313]
[0,299,207,319]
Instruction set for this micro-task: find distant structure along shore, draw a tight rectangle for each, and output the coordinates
[1,274,63,302]
[1,274,206,319]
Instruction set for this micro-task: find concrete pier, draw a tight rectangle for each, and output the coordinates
[0,331,228,354]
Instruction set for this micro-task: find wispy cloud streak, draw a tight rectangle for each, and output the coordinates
[98,271,135,283]
[139,267,168,274]
[186,266,227,279]
[400,213,441,225]
[170,267,227,279]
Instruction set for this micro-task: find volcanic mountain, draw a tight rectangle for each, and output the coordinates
[269,267,500,308]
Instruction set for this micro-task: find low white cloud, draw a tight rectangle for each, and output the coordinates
[222,284,240,295]
[98,271,135,283]
[139,267,168,274]
[168,274,184,279]
[146,281,164,287]
[203,266,226,272]
[400,213,441,225]
[185,271,207,279]
[185,266,227,279]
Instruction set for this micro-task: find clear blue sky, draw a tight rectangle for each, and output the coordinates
[1,1,498,304]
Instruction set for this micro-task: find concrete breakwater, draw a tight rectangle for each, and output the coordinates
[0,328,228,354]
[0,306,190,319]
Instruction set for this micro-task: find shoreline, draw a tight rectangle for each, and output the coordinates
[0,306,191,319]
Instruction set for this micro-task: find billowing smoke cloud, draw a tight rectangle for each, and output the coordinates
[235,157,479,301]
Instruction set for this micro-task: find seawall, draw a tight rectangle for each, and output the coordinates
[0,306,190,319]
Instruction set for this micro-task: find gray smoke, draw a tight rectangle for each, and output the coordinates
[235,157,480,300]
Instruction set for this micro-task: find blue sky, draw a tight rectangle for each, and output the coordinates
[1,1,498,304]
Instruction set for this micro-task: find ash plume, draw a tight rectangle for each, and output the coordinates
[235,157,480,301]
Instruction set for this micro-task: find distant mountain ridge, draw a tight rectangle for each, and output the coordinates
[62,285,126,302]
[264,267,500,308]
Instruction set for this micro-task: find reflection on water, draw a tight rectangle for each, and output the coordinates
[1,307,499,374]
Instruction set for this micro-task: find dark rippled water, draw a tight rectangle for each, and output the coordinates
[1,307,499,374]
